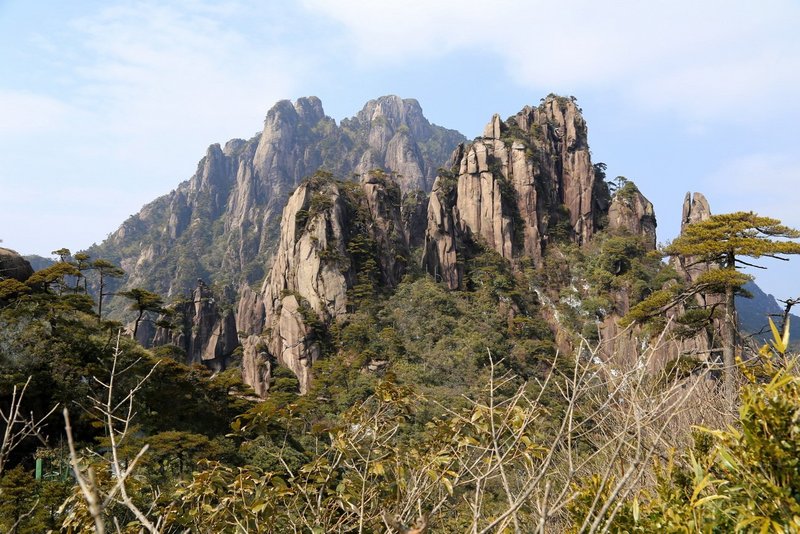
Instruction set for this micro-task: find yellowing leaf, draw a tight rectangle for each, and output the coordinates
[768,317,787,354]
[442,477,453,496]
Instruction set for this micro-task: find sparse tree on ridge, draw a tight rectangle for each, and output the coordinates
[73,252,92,292]
[51,248,71,263]
[92,259,124,321]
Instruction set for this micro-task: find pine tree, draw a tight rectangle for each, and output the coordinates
[118,288,164,339]
[91,259,124,321]
[663,212,800,393]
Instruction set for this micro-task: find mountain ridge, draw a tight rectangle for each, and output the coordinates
[86,95,465,315]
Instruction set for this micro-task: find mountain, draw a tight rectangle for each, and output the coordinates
[22,254,55,272]
[738,281,800,347]
[233,95,663,395]
[423,96,613,288]
[86,96,465,314]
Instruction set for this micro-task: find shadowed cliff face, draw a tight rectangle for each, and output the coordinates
[236,171,410,395]
[87,96,464,315]
[0,247,34,282]
[423,96,611,289]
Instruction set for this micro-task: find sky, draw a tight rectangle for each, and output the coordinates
[1,0,799,299]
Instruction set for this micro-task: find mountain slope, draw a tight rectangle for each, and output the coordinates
[738,281,800,347]
[87,96,464,314]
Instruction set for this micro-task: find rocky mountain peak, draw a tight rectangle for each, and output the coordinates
[423,95,609,289]
[608,182,657,250]
[88,96,464,312]
[681,191,711,231]
[293,96,325,124]
[237,170,410,394]
[356,95,426,135]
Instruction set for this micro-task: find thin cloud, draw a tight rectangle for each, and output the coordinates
[0,90,73,135]
[302,0,800,121]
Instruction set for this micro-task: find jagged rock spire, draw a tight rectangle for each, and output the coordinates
[423,95,608,288]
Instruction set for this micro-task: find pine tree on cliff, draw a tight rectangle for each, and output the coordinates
[663,212,800,394]
[118,288,164,339]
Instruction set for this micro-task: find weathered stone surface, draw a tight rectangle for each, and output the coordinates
[423,177,462,289]
[423,95,608,288]
[607,184,657,249]
[674,192,713,282]
[0,247,34,282]
[400,190,428,249]
[681,191,711,231]
[236,284,266,337]
[238,172,410,395]
[241,335,270,397]
[150,280,239,371]
[88,96,464,315]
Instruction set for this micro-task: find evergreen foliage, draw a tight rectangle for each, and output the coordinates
[627,212,800,393]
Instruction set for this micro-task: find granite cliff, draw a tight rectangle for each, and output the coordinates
[0,248,34,282]
[234,96,661,394]
[236,170,409,394]
[423,96,612,289]
[87,96,463,312]
[150,280,238,371]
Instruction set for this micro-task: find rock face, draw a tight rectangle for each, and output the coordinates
[150,280,238,371]
[0,248,34,282]
[87,96,463,316]
[237,171,410,394]
[597,192,716,371]
[607,183,657,250]
[423,96,610,288]
[673,192,712,281]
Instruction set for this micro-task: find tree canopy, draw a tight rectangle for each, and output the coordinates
[664,211,800,266]
[118,288,164,339]
[630,211,800,394]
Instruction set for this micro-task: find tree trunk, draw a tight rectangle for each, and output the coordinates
[97,278,105,322]
[133,310,144,340]
[723,283,736,399]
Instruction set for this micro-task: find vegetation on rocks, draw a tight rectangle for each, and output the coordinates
[3,95,800,532]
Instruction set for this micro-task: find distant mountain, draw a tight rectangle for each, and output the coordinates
[23,255,55,272]
[86,96,465,314]
[738,281,800,347]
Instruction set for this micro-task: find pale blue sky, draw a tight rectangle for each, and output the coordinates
[1,0,799,299]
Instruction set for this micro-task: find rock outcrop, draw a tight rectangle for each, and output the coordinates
[673,192,712,281]
[423,95,609,288]
[88,96,463,316]
[150,280,238,371]
[607,183,657,249]
[597,192,716,371]
[0,248,34,282]
[238,171,410,394]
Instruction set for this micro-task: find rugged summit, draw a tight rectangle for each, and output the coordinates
[424,95,611,289]
[88,96,463,310]
[607,182,657,250]
[237,171,410,394]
